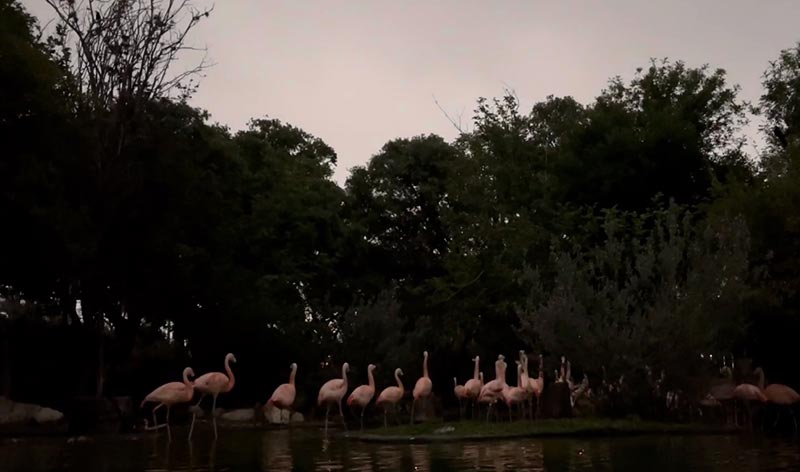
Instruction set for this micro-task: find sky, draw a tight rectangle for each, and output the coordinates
[24,0,800,186]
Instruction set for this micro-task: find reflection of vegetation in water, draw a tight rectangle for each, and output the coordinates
[4,431,800,471]
[362,418,726,439]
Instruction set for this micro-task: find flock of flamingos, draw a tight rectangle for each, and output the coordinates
[140,350,800,441]
[140,350,549,440]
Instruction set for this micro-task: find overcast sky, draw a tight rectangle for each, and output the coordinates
[25,0,800,185]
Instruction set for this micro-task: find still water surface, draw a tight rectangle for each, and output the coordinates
[2,429,800,471]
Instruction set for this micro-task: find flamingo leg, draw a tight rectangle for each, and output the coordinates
[166,406,172,442]
[410,399,416,425]
[337,400,347,430]
[383,408,388,428]
[188,394,206,440]
[324,404,330,436]
[359,406,365,430]
[485,404,492,422]
[152,403,163,432]
[771,408,781,431]
[211,395,218,440]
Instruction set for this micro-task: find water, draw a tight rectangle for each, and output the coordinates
[2,429,800,471]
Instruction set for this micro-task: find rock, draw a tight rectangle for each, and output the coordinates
[264,405,281,424]
[0,397,64,425]
[542,383,572,419]
[263,404,293,424]
[290,412,304,423]
[220,408,254,422]
[34,407,64,424]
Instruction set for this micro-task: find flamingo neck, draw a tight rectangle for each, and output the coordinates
[368,367,375,388]
[289,365,297,385]
[501,363,508,386]
[423,354,429,379]
[183,370,192,388]
[473,357,480,380]
[395,371,403,391]
[495,361,502,380]
[224,357,235,392]
[341,364,348,388]
[517,364,522,388]
[756,369,765,390]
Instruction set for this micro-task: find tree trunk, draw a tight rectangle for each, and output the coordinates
[95,315,105,398]
[1,321,10,398]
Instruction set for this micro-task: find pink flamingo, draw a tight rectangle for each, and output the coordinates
[527,354,544,418]
[464,356,483,418]
[318,362,349,434]
[410,350,432,424]
[376,368,404,427]
[266,362,297,423]
[347,363,376,430]
[189,352,236,439]
[732,367,767,429]
[454,377,468,419]
[761,369,800,434]
[141,367,195,441]
[479,355,507,421]
[503,361,528,421]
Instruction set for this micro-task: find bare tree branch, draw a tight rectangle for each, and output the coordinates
[433,94,468,134]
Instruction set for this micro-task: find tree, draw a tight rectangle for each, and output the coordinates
[556,60,750,210]
[759,42,800,175]
[36,0,212,397]
[345,135,460,298]
[518,202,750,403]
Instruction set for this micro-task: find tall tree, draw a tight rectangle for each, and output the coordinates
[557,60,750,210]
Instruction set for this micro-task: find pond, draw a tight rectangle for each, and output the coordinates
[2,428,800,471]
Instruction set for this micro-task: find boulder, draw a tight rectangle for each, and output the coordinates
[263,404,292,424]
[541,383,572,419]
[0,396,65,426]
[34,407,64,424]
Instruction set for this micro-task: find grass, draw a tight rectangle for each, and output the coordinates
[345,418,735,443]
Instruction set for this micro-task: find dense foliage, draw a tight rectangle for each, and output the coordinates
[2,0,800,418]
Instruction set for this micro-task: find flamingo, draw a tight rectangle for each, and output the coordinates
[190,353,236,439]
[347,363,376,430]
[761,369,800,434]
[141,367,195,441]
[526,354,545,418]
[376,368,404,427]
[464,356,483,418]
[733,367,767,430]
[454,377,468,419]
[503,361,528,421]
[410,350,432,424]
[518,351,531,419]
[479,355,507,422]
[266,363,297,424]
[318,362,349,434]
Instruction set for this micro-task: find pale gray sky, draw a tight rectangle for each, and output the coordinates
[25,0,800,185]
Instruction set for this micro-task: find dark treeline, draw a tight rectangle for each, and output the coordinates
[2,0,800,420]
